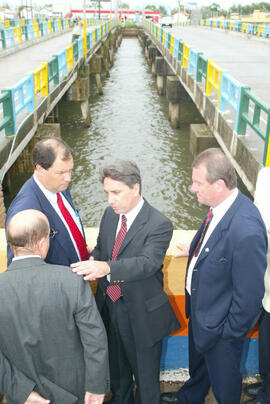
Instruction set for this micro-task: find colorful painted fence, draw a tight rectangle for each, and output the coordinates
[0,17,98,50]
[145,20,270,168]
[0,19,115,137]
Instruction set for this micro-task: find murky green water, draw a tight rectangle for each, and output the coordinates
[4,38,249,229]
[59,37,208,229]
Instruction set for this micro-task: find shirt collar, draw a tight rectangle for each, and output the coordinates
[121,196,144,225]
[13,255,42,262]
[212,188,238,219]
[33,174,57,203]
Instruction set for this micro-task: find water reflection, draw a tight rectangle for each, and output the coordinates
[60,38,207,229]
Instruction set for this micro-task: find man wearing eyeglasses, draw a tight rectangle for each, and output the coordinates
[6,137,89,266]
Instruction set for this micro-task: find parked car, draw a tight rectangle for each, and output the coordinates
[161,16,173,28]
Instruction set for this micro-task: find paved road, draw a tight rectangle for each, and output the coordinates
[171,26,270,106]
[0,28,95,90]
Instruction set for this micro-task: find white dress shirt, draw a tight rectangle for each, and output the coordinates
[186,188,238,295]
[107,197,144,281]
[34,175,83,260]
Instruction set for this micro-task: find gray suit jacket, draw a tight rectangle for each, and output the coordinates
[0,257,109,404]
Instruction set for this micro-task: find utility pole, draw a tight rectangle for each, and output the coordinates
[115,0,119,23]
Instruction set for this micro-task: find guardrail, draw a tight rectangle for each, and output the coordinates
[0,20,116,137]
[0,17,99,50]
[144,20,270,167]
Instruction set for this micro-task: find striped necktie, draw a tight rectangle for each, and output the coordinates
[57,193,88,261]
[106,215,127,302]
[193,208,213,257]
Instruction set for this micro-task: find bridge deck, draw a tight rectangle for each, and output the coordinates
[171,26,270,106]
[0,28,94,90]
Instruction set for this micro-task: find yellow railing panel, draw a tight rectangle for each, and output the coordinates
[205,60,223,107]
[170,34,174,54]
[47,21,52,34]
[182,42,190,68]
[33,63,48,104]
[66,44,74,70]
[13,26,22,43]
[33,22,39,38]
[4,20,10,28]
[257,25,264,37]
[162,29,165,45]
[83,19,87,59]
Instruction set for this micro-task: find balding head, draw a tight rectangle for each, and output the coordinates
[7,210,50,258]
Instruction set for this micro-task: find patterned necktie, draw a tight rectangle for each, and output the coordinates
[106,215,127,302]
[57,193,88,261]
[193,208,213,257]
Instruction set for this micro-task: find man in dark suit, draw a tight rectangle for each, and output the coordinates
[161,148,268,404]
[6,137,89,266]
[71,160,180,404]
[0,209,109,404]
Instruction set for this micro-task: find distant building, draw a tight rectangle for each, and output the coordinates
[0,6,17,19]
[172,12,188,23]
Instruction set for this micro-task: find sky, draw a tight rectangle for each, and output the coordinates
[0,0,259,10]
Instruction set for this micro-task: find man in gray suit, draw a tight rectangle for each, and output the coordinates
[72,160,180,404]
[0,209,109,404]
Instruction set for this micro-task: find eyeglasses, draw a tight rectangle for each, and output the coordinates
[49,228,58,239]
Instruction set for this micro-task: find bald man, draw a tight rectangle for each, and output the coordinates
[1,210,109,404]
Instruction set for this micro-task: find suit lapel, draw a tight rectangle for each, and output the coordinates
[31,179,79,259]
[116,201,150,256]
[192,192,243,264]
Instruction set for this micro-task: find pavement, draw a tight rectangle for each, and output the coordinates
[0,27,95,90]
[171,25,270,106]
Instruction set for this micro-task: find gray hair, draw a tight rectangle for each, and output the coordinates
[99,160,142,193]
[193,148,237,189]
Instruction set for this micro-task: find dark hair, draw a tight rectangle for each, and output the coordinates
[7,213,49,249]
[32,138,72,170]
[99,160,142,193]
[192,148,237,189]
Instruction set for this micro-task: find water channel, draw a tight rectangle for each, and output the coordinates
[4,37,249,230]
[60,37,207,230]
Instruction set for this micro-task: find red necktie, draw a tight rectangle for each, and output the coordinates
[193,208,213,257]
[106,215,127,302]
[57,193,88,261]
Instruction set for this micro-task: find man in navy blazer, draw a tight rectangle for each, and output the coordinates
[5,137,88,266]
[161,148,268,404]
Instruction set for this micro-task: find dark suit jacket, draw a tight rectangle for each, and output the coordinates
[186,191,268,354]
[0,257,109,404]
[5,176,86,266]
[93,200,180,347]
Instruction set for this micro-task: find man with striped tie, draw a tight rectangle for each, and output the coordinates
[71,159,180,404]
[161,148,267,404]
[6,137,89,266]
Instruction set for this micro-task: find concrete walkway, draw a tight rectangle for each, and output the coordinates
[0,28,94,90]
[171,25,270,106]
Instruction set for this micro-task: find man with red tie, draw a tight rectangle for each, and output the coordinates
[161,148,267,404]
[71,160,180,404]
[6,137,89,266]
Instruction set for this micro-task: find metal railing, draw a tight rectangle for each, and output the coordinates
[0,19,117,138]
[144,19,270,166]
